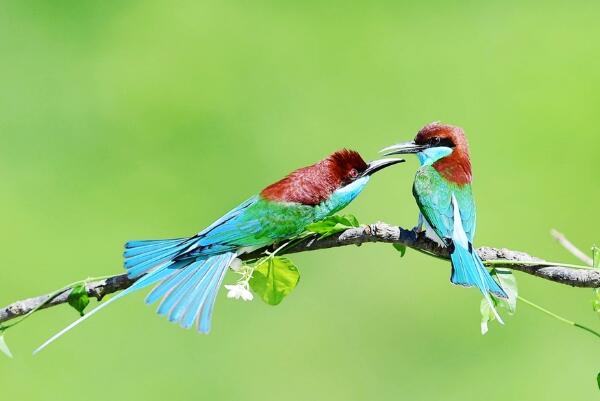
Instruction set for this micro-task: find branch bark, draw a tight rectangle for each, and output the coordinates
[2,222,598,325]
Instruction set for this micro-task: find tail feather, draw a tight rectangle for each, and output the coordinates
[167,261,217,324]
[196,262,229,332]
[450,243,507,324]
[33,264,178,355]
[156,261,207,319]
[35,239,236,354]
[125,245,180,267]
[144,261,197,305]
[180,254,231,331]
[124,239,185,257]
[147,252,235,332]
[124,238,191,278]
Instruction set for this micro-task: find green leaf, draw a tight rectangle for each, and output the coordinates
[392,243,407,257]
[249,257,300,305]
[597,372,600,390]
[593,246,600,268]
[344,214,360,227]
[67,283,90,317]
[480,268,518,334]
[480,298,494,335]
[305,214,360,238]
[0,334,13,358]
[492,268,518,313]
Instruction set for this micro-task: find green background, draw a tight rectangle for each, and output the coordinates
[1,1,599,400]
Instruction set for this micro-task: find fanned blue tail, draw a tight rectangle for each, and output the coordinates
[124,238,192,279]
[125,238,236,331]
[145,252,234,332]
[35,238,235,354]
[450,243,507,323]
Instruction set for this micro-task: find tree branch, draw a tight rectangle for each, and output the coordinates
[2,222,598,325]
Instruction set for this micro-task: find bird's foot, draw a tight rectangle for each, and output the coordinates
[413,214,425,239]
[408,225,424,242]
[413,222,425,236]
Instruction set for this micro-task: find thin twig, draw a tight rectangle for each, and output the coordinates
[550,229,593,266]
[518,295,600,339]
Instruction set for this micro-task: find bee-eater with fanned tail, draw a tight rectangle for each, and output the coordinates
[382,123,508,322]
[35,150,404,353]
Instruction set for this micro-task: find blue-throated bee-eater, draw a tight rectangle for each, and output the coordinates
[35,150,404,353]
[382,123,507,322]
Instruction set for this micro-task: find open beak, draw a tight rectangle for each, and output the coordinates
[380,141,428,156]
[361,158,405,177]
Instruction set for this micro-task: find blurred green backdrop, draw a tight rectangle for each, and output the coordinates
[1,1,599,400]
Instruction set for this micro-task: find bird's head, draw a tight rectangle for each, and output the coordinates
[261,149,404,205]
[327,149,404,185]
[381,122,472,185]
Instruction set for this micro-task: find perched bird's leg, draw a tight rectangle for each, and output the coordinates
[413,213,425,234]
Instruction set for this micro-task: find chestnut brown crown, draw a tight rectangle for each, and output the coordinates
[414,122,467,150]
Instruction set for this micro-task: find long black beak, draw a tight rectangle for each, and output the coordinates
[361,158,405,177]
[380,141,428,156]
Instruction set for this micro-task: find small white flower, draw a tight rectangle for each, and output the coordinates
[224,284,253,301]
[229,258,243,272]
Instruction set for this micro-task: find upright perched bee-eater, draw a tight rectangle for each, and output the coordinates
[35,150,403,353]
[382,123,507,321]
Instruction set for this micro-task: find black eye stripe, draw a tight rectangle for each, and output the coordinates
[439,138,455,147]
[428,137,455,148]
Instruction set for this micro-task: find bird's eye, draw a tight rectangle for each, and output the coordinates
[348,168,359,179]
[429,137,441,146]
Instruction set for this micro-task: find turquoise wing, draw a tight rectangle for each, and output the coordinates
[187,197,317,256]
[189,175,372,255]
[413,166,476,242]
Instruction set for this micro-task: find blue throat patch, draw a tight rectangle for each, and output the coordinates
[417,147,453,166]
[315,176,370,219]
